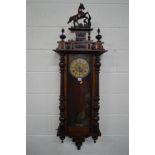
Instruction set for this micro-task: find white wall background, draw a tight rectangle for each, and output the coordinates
[26,0,129,155]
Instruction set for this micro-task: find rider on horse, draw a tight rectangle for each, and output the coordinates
[67,3,91,28]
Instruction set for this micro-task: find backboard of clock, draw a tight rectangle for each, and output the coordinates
[53,3,107,150]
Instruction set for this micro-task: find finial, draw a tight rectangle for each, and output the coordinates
[62,28,64,33]
[60,28,66,41]
[97,28,100,34]
[96,28,102,42]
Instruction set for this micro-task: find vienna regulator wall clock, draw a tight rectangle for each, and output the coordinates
[53,3,107,150]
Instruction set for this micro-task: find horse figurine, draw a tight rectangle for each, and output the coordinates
[67,3,91,28]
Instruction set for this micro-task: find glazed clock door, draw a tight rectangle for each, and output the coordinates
[67,54,92,133]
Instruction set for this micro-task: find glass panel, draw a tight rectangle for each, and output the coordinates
[67,54,92,127]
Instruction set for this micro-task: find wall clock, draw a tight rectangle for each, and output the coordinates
[53,3,107,150]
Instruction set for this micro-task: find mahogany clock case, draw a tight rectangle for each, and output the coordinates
[53,3,107,150]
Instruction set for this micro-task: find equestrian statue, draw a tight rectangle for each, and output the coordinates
[67,3,92,28]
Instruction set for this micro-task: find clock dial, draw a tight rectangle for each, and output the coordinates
[70,58,90,79]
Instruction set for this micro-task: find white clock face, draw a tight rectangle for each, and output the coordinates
[70,58,90,79]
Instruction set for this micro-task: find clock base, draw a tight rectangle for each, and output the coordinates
[57,124,101,150]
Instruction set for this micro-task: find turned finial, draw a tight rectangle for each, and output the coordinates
[96,28,102,42]
[60,28,66,41]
